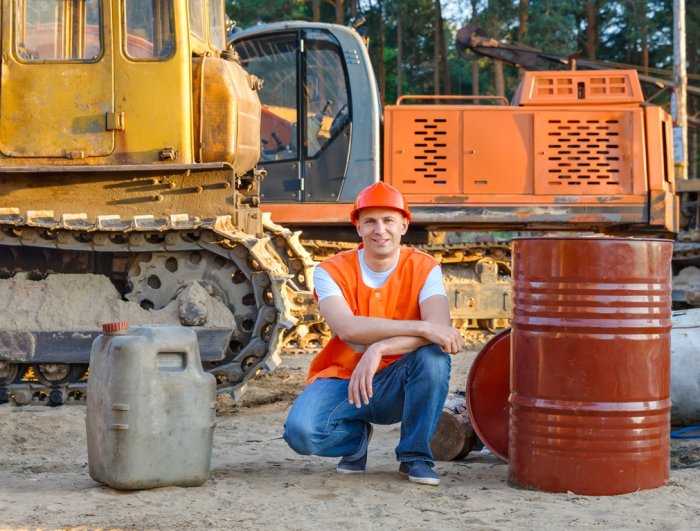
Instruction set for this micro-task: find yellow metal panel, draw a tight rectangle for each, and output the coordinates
[111,0,192,164]
[0,0,114,158]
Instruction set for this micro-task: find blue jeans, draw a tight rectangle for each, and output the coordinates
[283,344,450,466]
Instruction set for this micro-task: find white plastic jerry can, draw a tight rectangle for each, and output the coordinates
[86,323,217,490]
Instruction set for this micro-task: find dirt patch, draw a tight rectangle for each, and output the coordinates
[2,349,699,530]
[216,366,308,413]
[671,439,700,469]
[0,273,235,330]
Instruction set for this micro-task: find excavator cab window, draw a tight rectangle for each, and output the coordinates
[123,0,174,60]
[235,28,352,202]
[14,0,102,62]
[236,32,299,163]
[304,31,349,158]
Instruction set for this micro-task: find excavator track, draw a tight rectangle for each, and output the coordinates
[303,238,511,268]
[0,210,302,405]
[301,238,513,335]
[673,240,700,269]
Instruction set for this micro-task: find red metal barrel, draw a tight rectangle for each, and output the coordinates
[467,329,511,461]
[509,237,672,495]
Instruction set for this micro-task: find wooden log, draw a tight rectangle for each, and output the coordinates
[430,392,477,461]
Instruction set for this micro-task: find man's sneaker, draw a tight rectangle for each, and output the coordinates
[336,424,373,474]
[398,460,440,486]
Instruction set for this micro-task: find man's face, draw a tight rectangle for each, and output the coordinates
[355,207,408,260]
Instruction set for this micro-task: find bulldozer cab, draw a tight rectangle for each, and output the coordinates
[0,0,231,167]
[233,22,381,203]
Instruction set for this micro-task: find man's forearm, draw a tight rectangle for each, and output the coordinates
[334,315,428,345]
[366,335,430,356]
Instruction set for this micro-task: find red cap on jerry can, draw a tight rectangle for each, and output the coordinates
[102,322,129,334]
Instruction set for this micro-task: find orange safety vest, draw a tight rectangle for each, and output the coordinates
[307,246,438,383]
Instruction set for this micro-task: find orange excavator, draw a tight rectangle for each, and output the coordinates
[231,20,677,337]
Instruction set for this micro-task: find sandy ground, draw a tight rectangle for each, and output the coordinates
[1,345,700,531]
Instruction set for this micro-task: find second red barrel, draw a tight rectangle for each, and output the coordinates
[509,237,672,496]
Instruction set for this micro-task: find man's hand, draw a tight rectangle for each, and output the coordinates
[422,323,464,355]
[348,345,382,408]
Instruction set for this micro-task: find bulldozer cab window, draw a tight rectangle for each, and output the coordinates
[188,0,205,41]
[123,0,175,60]
[208,0,225,51]
[14,0,102,62]
[236,33,299,162]
[304,30,349,158]
[188,0,224,52]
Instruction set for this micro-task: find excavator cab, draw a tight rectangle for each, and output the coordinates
[232,20,678,337]
[232,22,381,204]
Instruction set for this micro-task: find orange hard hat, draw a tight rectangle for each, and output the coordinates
[350,182,411,223]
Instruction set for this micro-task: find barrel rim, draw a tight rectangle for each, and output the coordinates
[467,328,511,462]
[512,236,674,243]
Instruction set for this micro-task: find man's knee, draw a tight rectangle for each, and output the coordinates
[283,413,316,455]
[411,344,451,381]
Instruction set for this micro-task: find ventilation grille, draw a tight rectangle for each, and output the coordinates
[535,76,576,97]
[403,118,450,187]
[542,117,628,191]
[534,76,633,98]
[587,76,632,96]
[525,73,640,104]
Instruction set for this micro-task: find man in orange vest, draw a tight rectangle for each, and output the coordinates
[283,182,464,486]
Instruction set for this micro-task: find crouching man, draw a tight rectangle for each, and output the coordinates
[283,182,463,486]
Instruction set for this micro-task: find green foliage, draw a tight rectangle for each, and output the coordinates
[599,0,673,67]
[228,1,698,102]
[226,0,310,28]
[522,0,580,55]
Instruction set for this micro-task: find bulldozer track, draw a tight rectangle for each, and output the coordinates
[673,241,700,268]
[0,209,311,404]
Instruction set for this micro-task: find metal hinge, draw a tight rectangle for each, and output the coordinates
[159,147,179,161]
[106,111,125,131]
[65,150,85,159]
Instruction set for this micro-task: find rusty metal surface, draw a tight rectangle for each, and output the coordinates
[0,163,231,173]
[0,166,244,225]
[509,237,673,495]
[467,329,511,461]
[0,329,231,364]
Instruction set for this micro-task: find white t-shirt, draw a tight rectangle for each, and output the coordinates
[314,248,447,304]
